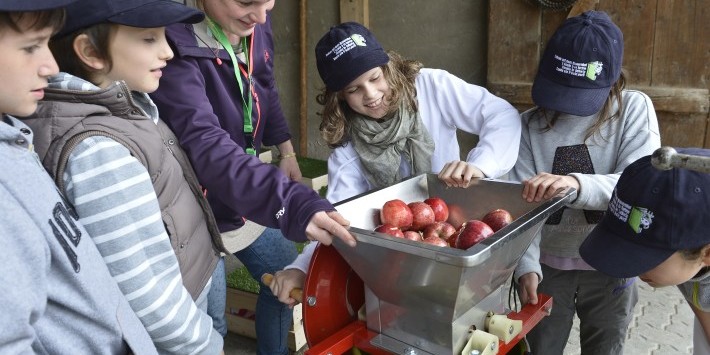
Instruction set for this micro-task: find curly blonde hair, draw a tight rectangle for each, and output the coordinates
[529,71,627,143]
[317,51,423,148]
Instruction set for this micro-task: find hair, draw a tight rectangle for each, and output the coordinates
[49,23,116,83]
[317,50,423,148]
[0,9,65,34]
[680,246,706,261]
[528,70,627,144]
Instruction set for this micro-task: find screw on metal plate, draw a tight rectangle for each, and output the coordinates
[509,324,514,334]
[307,296,316,307]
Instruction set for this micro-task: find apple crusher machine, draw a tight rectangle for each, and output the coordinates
[291,173,576,355]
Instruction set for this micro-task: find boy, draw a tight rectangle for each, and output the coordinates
[580,147,710,354]
[0,1,156,354]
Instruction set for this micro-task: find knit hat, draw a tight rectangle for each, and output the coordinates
[56,0,204,38]
[580,148,710,278]
[531,11,623,116]
[315,22,389,92]
[0,0,76,11]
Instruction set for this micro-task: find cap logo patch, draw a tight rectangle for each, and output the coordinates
[326,34,367,61]
[608,191,654,233]
[553,54,604,81]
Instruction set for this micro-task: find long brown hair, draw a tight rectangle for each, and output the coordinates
[528,71,627,143]
[317,50,423,148]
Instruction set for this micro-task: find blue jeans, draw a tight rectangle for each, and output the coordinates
[206,257,227,336]
[207,227,298,355]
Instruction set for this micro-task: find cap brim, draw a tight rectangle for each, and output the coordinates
[531,72,611,117]
[109,1,204,28]
[580,220,675,278]
[0,0,76,11]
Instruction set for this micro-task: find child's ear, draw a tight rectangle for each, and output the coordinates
[73,34,106,71]
[700,245,710,266]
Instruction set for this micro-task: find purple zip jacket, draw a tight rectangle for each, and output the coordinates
[150,15,332,241]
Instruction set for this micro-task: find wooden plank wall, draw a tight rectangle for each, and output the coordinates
[488,0,710,148]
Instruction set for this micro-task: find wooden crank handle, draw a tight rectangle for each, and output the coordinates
[261,273,303,303]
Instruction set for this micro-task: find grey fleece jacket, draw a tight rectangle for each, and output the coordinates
[0,116,157,354]
[510,90,661,280]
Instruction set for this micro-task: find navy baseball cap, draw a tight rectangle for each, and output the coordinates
[531,11,623,116]
[315,22,389,92]
[0,0,76,11]
[56,0,204,38]
[580,148,710,278]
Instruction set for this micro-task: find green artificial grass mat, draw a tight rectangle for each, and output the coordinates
[227,242,308,293]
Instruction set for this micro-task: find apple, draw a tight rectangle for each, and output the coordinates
[424,197,449,222]
[454,220,494,250]
[380,199,413,229]
[422,236,449,247]
[403,230,423,242]
[374,224,404,238]
[407,201,435,231]
[422,221,457,241]
[447,204,468,230]
[482,208,513,232]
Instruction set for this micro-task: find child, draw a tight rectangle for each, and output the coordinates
[580,148,710,354]
[0,1,156,353]
[510,11,661,354]
[269,22,522,306]
[21,0,225,353]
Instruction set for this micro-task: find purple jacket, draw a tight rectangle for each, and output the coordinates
[150,16,332,241]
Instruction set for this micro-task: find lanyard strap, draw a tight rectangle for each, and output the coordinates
[206,18,257,156]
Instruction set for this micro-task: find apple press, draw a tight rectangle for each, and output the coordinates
[298,174,575,354]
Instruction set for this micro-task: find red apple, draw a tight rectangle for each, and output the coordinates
[374,224,404,238]
[380,199,413,229]
[455,220,494,250]
[422,221,457,241]
[422,236,449,247]
[403,230,423,242]
[424,197,449,222]
[482,208,513,232]
[407,201,435,231]
[447,204,468,230]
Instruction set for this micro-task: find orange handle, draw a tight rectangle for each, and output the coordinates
[261,273,303,303]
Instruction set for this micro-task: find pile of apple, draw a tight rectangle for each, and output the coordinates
[374,197,513,250]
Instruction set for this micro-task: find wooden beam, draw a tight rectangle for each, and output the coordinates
[488,81,710,114]
[339,0,369,27]
[299,0,308,155]
[567,0,599,18]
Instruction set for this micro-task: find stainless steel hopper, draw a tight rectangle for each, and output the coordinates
[330,173,576,354]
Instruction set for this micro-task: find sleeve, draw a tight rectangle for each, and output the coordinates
[326,145,371,203]
[508,114,535,183]
[419,69,521,178]
[151,46,333,242]
[568,91,661,210]
[63,136,222,355]
[0,187,49,354]
[259,17,292,147]
[285,242,317,273]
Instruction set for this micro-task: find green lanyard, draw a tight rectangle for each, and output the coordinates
[206,18,257,156]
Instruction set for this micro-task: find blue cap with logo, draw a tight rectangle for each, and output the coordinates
[315,22,389,92]
[531,11,623,116]
[0,0,76,11]
[580,148,710,278]
[56,0,204,38]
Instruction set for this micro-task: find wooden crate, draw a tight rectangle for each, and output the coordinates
[225,287,306,352]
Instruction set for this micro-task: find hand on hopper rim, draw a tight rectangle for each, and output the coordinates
[305,211,356,247]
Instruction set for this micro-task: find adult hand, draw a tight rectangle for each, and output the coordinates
[438,161,484,188]
[278,155,302,181]
[270,269,306,308]
[517,272,539,305]
[305,211,356,247]
[522,172,579,203]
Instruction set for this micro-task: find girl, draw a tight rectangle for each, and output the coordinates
[511,11,661,354]
[269,21,521,307]
[22,0,226,353]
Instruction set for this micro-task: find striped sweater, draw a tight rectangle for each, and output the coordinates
[49,74,222,355]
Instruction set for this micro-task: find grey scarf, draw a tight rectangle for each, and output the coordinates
[349,104,435,188]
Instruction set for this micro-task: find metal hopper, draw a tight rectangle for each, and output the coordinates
[329,174,576,354]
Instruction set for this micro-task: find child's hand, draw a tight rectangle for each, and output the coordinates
[270,269,306,308]
[437,161,484,188]
[522,173,579,202]
[517,272,540,305]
